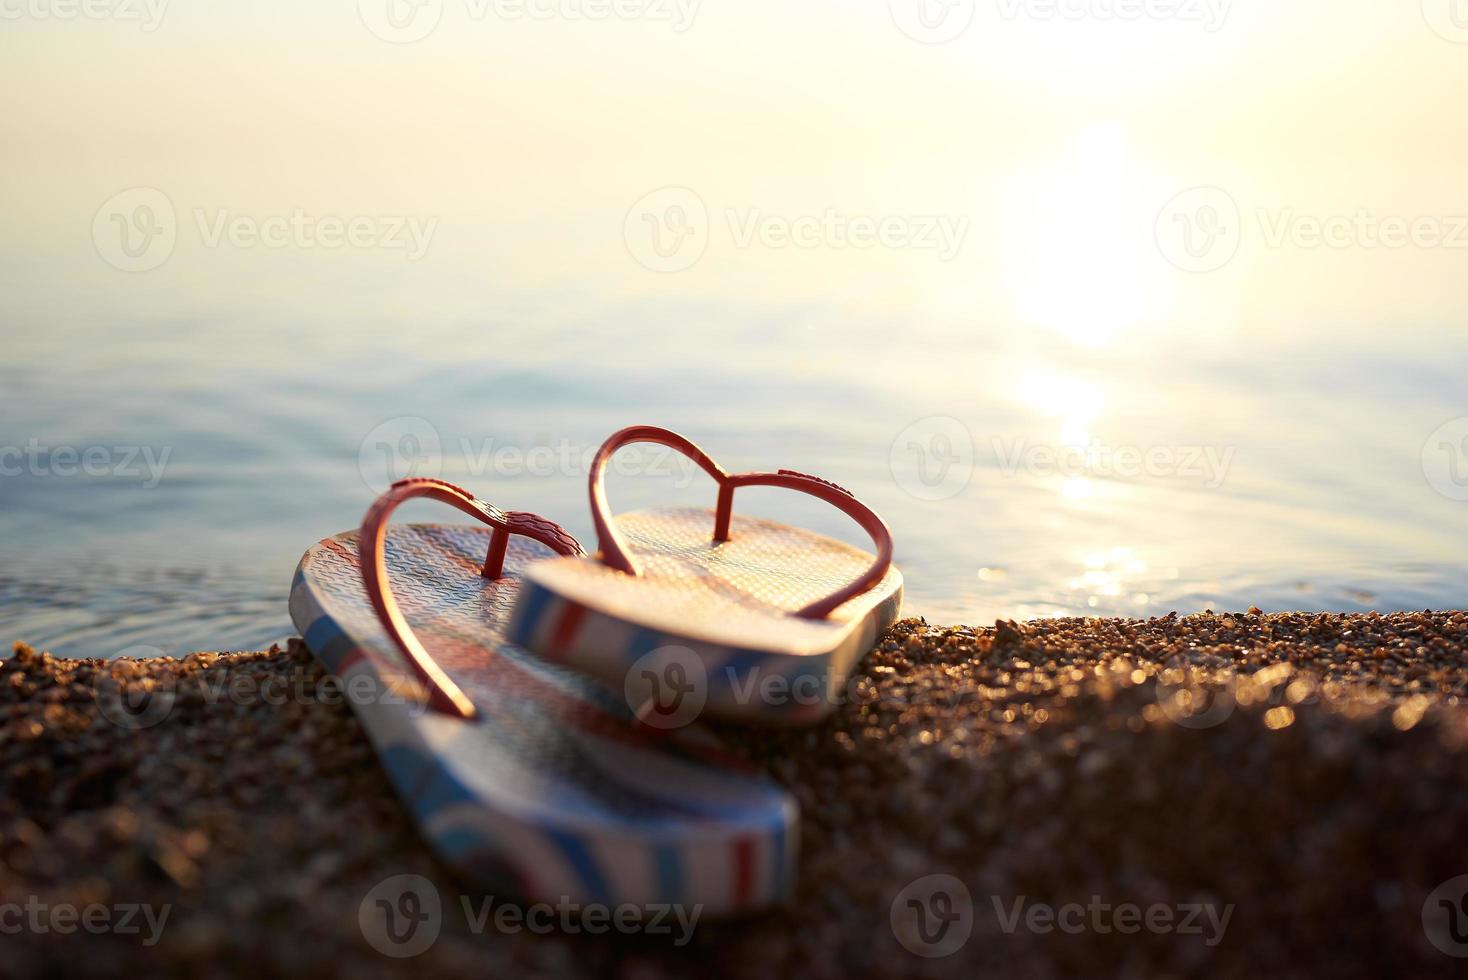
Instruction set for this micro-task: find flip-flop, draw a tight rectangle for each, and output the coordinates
[505,426,903,725]
[288,477,796,915]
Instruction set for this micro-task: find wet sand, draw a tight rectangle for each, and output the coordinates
[3,610,1467,978]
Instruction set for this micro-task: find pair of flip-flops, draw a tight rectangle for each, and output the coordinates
[289,426,902,915]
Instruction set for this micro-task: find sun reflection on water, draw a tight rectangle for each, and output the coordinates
[1070,547,1154,610]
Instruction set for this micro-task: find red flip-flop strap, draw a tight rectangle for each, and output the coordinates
[359,478,585,718]
[587,426,893,620]
[726,469,894,619]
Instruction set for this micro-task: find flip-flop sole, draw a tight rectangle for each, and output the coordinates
[506,508,904,725]
[289,523,796,914]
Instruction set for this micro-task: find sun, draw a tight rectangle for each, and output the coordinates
[1008,125,1164,347]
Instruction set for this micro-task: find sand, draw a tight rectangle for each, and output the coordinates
[3,610,1467,978]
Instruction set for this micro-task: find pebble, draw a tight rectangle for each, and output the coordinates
[1,610,1466,977]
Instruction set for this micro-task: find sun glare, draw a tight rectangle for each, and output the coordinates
[1008,125,1162,347]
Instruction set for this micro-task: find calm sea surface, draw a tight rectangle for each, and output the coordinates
[3,314,1465,658]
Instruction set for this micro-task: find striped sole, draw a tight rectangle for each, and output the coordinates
[289,523,798,914]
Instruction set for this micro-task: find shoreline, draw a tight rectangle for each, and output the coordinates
[3,609,1467,977]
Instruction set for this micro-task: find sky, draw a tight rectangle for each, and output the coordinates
[4,1,1468,347]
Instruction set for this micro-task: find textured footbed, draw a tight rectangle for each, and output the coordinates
[288,523,796,914]
[524,508,903,655]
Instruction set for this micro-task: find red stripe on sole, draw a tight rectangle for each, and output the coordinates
[336,648,368,674]
[546,602,585,659]
[322,537,357,564]
[732,836,755,907]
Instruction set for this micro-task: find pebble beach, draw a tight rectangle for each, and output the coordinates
[3,610,1467,978]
